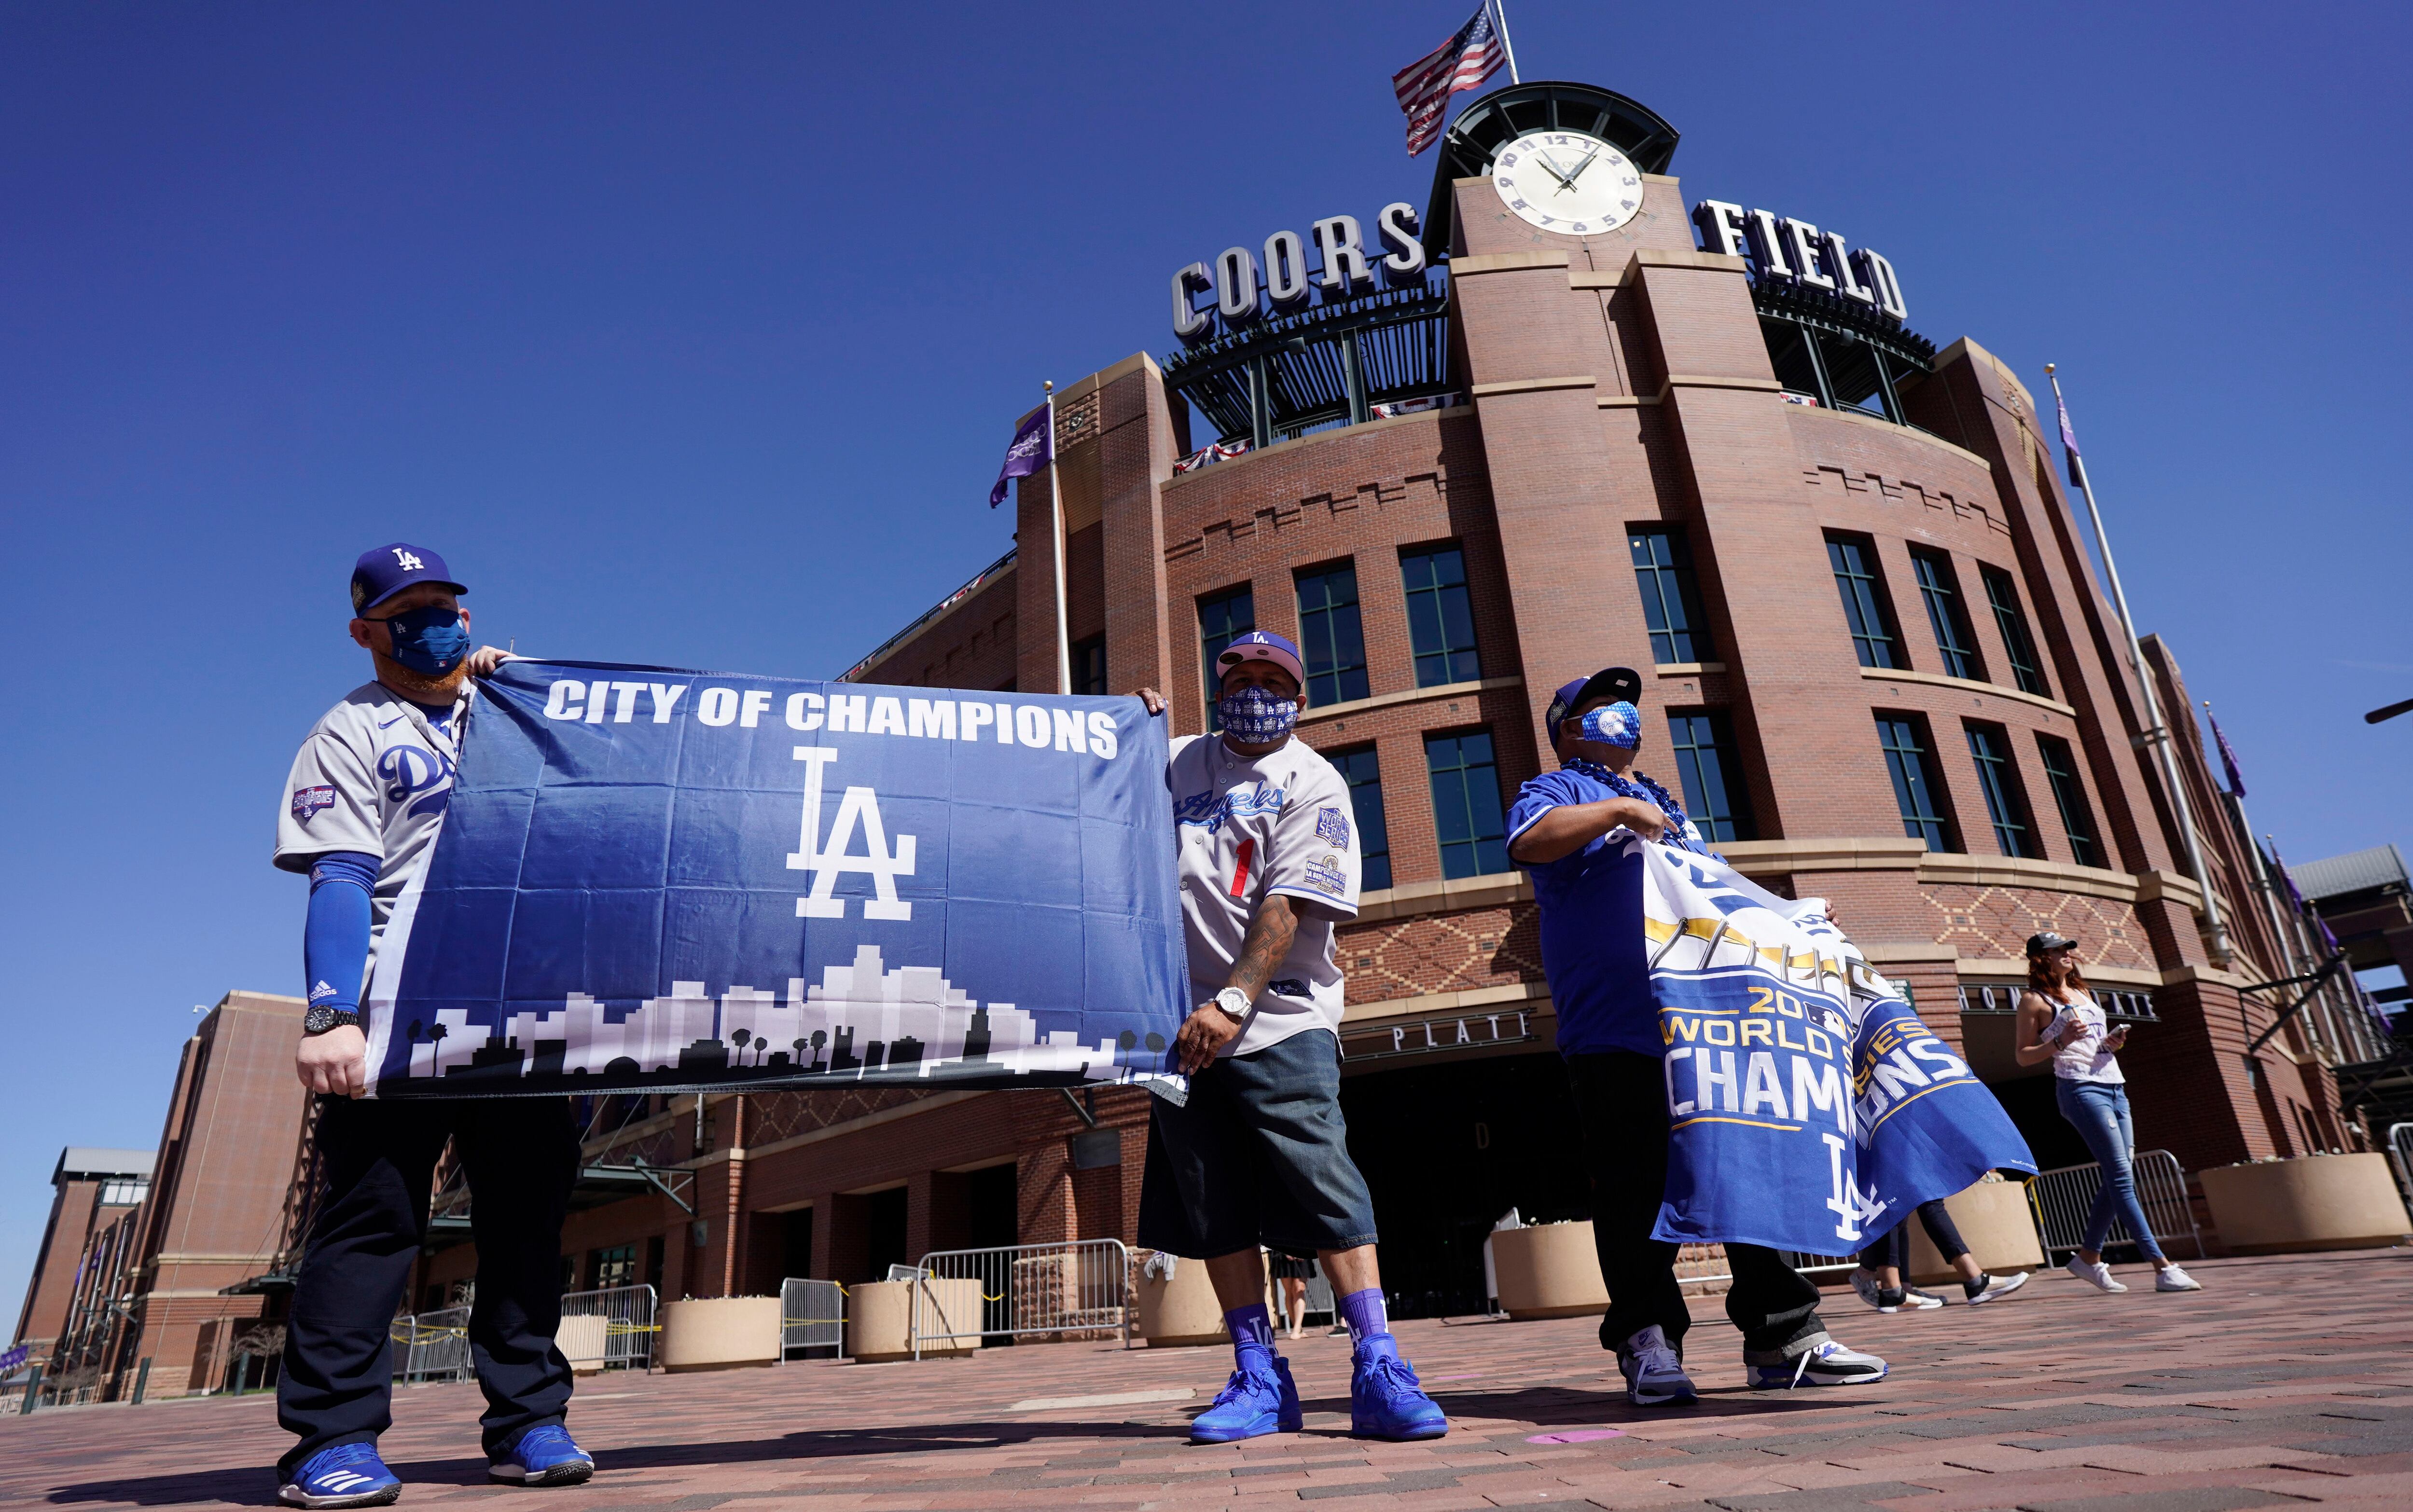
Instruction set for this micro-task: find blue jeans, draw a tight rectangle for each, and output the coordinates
[2054,1079,2165,1263]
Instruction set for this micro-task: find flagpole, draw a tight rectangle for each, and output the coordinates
[1044,380,1072,696]
[2045,362,2231,966]
[1490,0,1521,84]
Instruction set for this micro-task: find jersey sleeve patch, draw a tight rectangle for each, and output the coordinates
[1315,805,1350,848]
[291,785,336,823]
[1302,852,1348,896]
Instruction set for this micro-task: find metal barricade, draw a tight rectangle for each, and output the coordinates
[558,1283,657,1372]
[2026,1149,2204,1259]
[393,1305,473,1384]
[779,1278,846,1360]
[2388,1123,2413,1212]
[911,1239,1131,1359]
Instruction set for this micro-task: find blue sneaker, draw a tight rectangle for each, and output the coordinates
[1188,1359,1297,1444]
[279,1442,401,1508]
[487,1424,595,1486]
[1349,1334,1448,1441]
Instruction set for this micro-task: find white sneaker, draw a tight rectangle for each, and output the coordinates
[2064,1255,2127,1292]
[1966,1271,2028,1305]
[1901,1285,1946,1310]
[2154,1265,2203,1292]
[1746,1338,1888,1389]
[1616,1324,1698,1407]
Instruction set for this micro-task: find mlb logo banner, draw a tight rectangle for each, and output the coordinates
[361,659,1190,1100]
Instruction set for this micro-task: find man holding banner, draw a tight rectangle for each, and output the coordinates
[1135,633,1449,1445]
[1507,669,1896,1404]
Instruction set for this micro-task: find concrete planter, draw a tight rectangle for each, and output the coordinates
[1491,1222,1609,1320]
[658,1296,780,1374]
[845,1278,984,1363]
[555,1313,610,1375]
[2199,1154,2413,1255]
[1135,1256,1230,1347]
[1906,1179,2046,1285]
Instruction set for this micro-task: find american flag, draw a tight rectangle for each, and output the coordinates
[1393,5,1506,157]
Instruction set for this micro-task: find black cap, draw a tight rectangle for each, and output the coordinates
[2025,930,2079,957]
[1545,667,1643,746]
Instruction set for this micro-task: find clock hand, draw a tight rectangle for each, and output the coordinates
[1532,151,1576,191]
[1562,145,1602,184]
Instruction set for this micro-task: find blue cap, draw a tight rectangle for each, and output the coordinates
[1545,666,1642,745]
[350,543,467,616]
[1214,630,1306,690]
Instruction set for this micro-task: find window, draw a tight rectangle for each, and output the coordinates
[1294,563,1369,706]
[97,1177,147,1207]
[1401,545,1481,687]
[1910,548,1983,681]
[1425,729,1509,879]
[1072,634,1107,697]
[1876,715,1955,852]
[1981,566,2049,698]
[587,1243,637,1291]
[1826,536,1902,669]
[1965,722,2039,858]
[2037,734,2102,867]
[1666,711,1754,843]
[1629,527,1713,665]
[1197,585,1255,730]
[1329,744,1393,891]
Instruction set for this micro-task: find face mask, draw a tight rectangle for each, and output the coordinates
[1218,684,1301,743]
[381,604,471,676]
[1578,701,1643,751]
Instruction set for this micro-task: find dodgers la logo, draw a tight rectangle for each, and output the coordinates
[392,548,424,570]
[291,785,335,823]
[376,745,455,818]
[788,746,917,920]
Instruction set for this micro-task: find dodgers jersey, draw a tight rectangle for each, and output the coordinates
[1168,732,1362,1058]
[273,681,471,972]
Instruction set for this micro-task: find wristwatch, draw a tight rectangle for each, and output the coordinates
[304,1006,363,1035]
[1210,987,1253,1025]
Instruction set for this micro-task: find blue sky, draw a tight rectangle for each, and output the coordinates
[6,1,2408,1330]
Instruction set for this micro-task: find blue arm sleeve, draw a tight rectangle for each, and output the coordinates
[304,852,377,1016]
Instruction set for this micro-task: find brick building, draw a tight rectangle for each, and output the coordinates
[12,1149,152,1375]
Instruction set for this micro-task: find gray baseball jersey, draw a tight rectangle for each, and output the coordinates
[1168,732,1363,1058]
[274,681,472,975]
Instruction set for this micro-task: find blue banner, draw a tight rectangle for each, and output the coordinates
[362,660,1189,1098]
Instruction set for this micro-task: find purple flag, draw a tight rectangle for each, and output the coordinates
[2208,710,2247,798]
[989,406,1051,508]
[2054,390,2084,488]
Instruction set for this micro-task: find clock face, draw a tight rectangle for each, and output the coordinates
[1490,131,1644,235]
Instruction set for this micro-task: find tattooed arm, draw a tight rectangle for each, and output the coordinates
[1173,893,1302,1074]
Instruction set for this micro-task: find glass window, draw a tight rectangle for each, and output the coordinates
[1911,549,1983,681]
[1425,729,1508,879]
[2037,734,2101,867]
[587,1243,638,1291]
[1666,711,1753,843]
[1629,527,1713,665]
[1982,566,2049,698]
[1072,634,1107,697]
[1876,715,1955,852]
[1329,744,1392,892]
[1401,545,1481,687]
[1197,586,1255,730]
[1965,722,2039,858]
[1294,563,1370,706]
[1827,536,1901,669]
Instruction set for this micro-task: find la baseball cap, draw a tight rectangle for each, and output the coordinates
[1545,666,1643,745]
[351,543,467,616]
[2025,930,2080,957]
[1216,630,1306,689]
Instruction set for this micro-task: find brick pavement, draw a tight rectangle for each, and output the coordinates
[5,1249,2408,1512]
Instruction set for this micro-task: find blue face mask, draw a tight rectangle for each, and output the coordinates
[1578,701,1643,751]
[1218,684,1301,743]
[381,604,471,676]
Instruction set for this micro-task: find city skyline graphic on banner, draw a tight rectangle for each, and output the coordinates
[393,945,1165,1088]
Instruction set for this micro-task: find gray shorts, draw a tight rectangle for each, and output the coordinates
[1136,1029,1380,1259]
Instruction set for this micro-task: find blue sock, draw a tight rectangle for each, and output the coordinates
[1225,1305,1275,1376]
[1338,1288,1390,1348]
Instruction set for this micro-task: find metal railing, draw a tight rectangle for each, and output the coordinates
[2387,1123,2413,1212]
[910,1239,1132,1359]
[393,1305,473,1384]
[780,1278,846,1360]
[559,1284,657,1372]
[2026,1149,2204,1259]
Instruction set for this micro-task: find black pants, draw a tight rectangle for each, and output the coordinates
[1859,1199,1969,1273]
[277,1096,579,1475]
[1566,1050,1827,1359]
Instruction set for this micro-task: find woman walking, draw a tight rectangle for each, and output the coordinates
[2014,931,2201,1293]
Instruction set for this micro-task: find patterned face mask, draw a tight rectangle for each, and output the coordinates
[1578,701,1643,751]
[1218,684,1301,742]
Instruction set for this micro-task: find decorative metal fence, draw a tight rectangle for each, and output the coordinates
[910,1239,1131,1359]
[780,1278,846,1360]
[2026,1149,2204,1259]
[393,1305,473,1384]
[559,1284,657,1373]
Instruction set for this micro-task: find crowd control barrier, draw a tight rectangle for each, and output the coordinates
[910,1239,1132,1359]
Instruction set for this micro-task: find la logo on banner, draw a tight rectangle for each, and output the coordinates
[787,746,916,920]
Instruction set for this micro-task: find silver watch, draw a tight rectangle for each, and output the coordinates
[1211,987,1252,1025]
